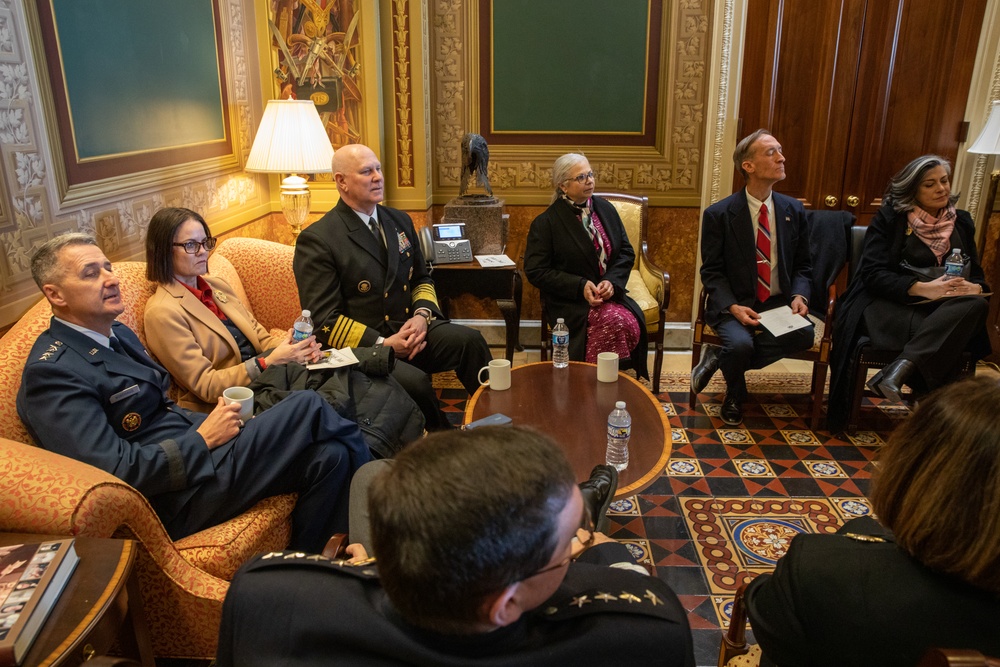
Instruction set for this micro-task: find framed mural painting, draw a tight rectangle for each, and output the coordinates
[33,0,235,201]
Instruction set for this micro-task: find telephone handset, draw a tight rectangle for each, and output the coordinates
[419,221,473,264]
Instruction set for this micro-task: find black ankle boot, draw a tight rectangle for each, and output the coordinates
[868,358,916,403]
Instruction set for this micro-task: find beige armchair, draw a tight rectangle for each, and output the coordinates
[540,192,670,393]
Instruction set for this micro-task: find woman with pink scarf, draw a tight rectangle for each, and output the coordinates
[827,155,990,431]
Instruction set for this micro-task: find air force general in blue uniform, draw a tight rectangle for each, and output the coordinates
[17,235,371,553]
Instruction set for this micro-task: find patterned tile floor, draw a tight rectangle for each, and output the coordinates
[438,373,902,667]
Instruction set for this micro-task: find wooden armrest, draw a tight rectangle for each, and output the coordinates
[718,581,750,667]
[322,533,350,559]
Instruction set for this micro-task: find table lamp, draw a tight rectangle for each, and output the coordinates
[968,100,1000,257]
[246,99,334,244]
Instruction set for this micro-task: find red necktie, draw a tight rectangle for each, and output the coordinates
[756,203,771,303]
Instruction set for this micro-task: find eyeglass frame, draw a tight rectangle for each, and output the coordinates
[529,507,595,578]
[172,237,218,254]
[563,171,595,185]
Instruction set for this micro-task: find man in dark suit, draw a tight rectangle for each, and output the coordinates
[16,234,371,553]
[217,426,694,667]
[293,144,492,430]
[693,130,813,425]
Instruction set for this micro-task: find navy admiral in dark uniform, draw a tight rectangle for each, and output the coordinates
[693,130,813,425]
[293,143,492,430]
[217,426,694,666]
[16,234,371,553]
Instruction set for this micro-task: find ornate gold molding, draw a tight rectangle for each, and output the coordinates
[392,0,415,187]
[428,0,711,206]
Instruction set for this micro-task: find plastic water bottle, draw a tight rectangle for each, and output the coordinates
[606,401,631,472]
[292,310,314,342]
[944,248,964,277]
[552,318,569,368]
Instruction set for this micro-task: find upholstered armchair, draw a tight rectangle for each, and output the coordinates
[539,192,670,393]
[0,259,297,659]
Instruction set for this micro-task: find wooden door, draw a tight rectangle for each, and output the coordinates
[738,0,986,223]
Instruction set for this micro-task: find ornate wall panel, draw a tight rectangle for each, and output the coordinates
[0,0,268,328]
[428,0,712,206]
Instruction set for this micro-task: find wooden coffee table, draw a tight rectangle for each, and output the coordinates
[464,361,671,498]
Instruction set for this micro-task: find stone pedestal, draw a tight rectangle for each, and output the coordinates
[442,195,507,254]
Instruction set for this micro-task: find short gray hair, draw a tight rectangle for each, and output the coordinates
[885,154,959,213]
[733,129,772,181]
[551,153,589,203]
[30,233,98,289]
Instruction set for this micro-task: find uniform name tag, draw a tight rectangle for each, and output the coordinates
[110,385,140,404]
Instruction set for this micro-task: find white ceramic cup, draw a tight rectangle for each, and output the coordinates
[477,359,512,391]
[223,386,255,421]
[597,352,619,383]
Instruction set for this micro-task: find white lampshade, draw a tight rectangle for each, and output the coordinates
[968,100,1000,155]
[246,99,334,173]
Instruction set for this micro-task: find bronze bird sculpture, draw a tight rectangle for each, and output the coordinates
[460,133,493,197]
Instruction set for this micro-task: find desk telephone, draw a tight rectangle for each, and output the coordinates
[419,222,473,264]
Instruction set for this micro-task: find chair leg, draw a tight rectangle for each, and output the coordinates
[688,339,703,410]
[652,339,663,395]
[847,359,868,435]
[810,360,828,430]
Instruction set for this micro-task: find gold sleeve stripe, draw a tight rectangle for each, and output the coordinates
[411,284,439,308]
[328,315,367,348]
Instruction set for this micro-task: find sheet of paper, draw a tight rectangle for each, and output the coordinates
[757,305,812,337]
[306,347,360,370]
[475,254,516,267]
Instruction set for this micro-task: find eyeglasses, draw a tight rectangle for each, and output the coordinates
[530,508,595,577]
[173,238,217,254]
[564,171,595,184]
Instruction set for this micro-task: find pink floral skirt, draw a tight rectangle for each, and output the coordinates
[585,302,640,362]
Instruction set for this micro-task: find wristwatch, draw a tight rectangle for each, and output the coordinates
[415,308,434,325]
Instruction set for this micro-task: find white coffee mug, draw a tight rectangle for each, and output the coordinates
[478,359,512,391]
[223,386,255,421]
[597,352,619,383]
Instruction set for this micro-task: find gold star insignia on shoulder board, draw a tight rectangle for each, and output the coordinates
[544,606,558,615]
[261,552,283,559]
[644,590,663,606]
[594,592,616,603]
[619,592,642,604]
[322,326,331,333]
[54,341,62,346]
[569,595,591,608]
[306,554,328,561]
[283,552,307,559]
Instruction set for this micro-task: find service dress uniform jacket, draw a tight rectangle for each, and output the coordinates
[524,196,649,378]
[17,319,371,551]
[144,276,281,412]
[294,199,492,413]
[217,545,695,667]
[745,517,1000,667]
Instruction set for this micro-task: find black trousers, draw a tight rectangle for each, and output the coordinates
[712,295,815,397]
[389,320,492,429]
[863,295,989,388]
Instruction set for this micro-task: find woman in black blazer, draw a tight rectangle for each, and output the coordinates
[746,377,1000,666]
[827,155,990,430]
[524,153,648,378]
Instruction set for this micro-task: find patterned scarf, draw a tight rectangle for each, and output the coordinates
[560,194,608,272]
[907,204,956,262]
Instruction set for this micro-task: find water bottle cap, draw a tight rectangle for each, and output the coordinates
[615,401,626,409]
[952,248,960,253]
[301,310,311,318]
[556,318,565,324]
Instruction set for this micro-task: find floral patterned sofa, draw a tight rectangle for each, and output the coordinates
[0,238,300,659]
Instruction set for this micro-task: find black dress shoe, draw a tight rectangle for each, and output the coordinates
[579,465,618,533]
[867,358,916,403]
[721,391,744,426]
[691,344,721,395]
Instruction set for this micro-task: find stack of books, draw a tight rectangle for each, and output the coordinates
[0,539,79,667]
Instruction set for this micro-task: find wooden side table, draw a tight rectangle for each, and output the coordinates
[0,534,154,667]
[430,262,522,361]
